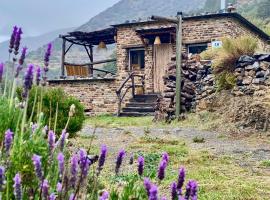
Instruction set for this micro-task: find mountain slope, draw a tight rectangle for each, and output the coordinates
[0,27,73,61]
[78,0,206,32]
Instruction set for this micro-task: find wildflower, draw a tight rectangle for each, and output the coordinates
[70,154,78,188]
[13,173,22,200]
[58,129,67,151]
[161,197,167,200]
[162,152,169,163]
[18,47,27,66]
[149,184,158,200]
[42,179,49,199]
[69,104,76,117]
[171,182,177,200]
[157,160,167,181]
[143,178,152,197]
[22,64,34,98]
[44,43,52,67]
[14,28,23,55]
[36,66,41,85]
[69,193,75,200]
[0,166,5,191]
[31,123,38,133]
[4,129,13,155]
[177,167,185,192]
[49,193,56,200]
[129,153,134,165]
[137,156,144,176]
[115,149,125,175]
[57,153,65,177]
[9,26,18,53]
[99,191,109,200]
[32,154,43,181]
[57,182,62,193]
[0,63,4,82]
[78,149,91,179]
[185,180,198,200]
[98,145,107,172]
[48,130,56,155]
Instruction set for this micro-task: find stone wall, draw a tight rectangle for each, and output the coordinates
[49,79,118,115]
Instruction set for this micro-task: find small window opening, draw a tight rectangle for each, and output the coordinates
[188,43,208,54]
[129,49,145,70]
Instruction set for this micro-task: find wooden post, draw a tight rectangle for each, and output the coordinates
[89,45,94,76]
[175,12,183,119]
[61,37,66,78]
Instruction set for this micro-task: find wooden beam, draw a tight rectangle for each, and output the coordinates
[151,15,178,24]
[175,12,183,119]
[61,38,66,77]
[64,58,116,66]
[64,43,73,55]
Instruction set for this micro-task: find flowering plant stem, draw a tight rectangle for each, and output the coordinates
[9,78,17,111]
[29,87,38,123]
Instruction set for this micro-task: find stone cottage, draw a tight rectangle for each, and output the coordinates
[49,12,270,116]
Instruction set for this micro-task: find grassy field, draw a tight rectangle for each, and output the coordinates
[71,114,270,200]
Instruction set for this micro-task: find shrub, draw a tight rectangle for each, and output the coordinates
[201,36,258,90]
[17,87,85,137]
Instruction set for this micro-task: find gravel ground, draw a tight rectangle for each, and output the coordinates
[78,125,270,174]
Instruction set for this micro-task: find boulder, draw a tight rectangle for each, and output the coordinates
[258,54,270,62]
[238,55,256,65]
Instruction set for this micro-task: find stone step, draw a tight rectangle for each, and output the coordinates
[119,112,154,117]
[126,102,156,107]
[122,106,155,113]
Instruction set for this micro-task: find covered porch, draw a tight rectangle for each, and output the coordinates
[59,27,117,79]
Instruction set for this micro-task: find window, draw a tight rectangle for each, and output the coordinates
[129,49,145,70]
[188,43,208,54]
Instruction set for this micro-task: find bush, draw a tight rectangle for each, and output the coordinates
[18,87,85,137]
[201,36,258,90]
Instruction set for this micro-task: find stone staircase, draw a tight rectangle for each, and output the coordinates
[119,94,159,117]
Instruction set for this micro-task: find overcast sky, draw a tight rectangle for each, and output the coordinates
[0,0,119,42]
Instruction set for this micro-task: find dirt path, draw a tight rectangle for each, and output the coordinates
[78,125,270,174]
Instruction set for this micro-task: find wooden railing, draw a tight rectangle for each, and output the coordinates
[116,72,145,116]
[64,58,116,78]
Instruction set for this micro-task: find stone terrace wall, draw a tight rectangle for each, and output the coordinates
[49,79,118,116]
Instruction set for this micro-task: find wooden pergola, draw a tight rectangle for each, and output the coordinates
[59,27,117,78]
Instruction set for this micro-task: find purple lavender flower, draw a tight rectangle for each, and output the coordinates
[48,130,56,155]
[0,63,4,82]
[49,193,56,200]
[57,153,65,177]
[162,152,169,163]
[31,123,38,133]
[0,166,5,191]
[18,47,27,66]
[58,129,67,151]
[69,193,75,200]
[9,26,18,53]
[13,173,22,200]
[98,145,107,172]
[70,154,78,188]
[32,154,43,181]
[36,66,41,85]
[44,43,52,67]
[143,178,152,197]
[157,160,167,181]
[161,197,167,200]
[185,180,198,200]
[22,64,34,98]
[99,191,109,200]
[42,179,49,199]
[4,129,13,155]
[177,167,185,192]
[57,182,62,193]
[171,182,177,200]
[115,149,125,175]
[14,28,23,55]
[78,149,91,179]
[137,156,144,176]
[149,184,158,200]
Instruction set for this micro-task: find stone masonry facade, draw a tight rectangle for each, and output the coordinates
[49,14,270,115]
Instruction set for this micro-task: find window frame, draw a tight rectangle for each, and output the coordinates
[128,48,145,70]
[187,43,208,54]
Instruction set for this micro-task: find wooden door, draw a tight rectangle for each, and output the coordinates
[153,44,173,93]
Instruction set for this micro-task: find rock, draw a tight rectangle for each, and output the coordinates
[260,61,270,71]
[252,61,260,71]
[245,65,257,70]
[242,76,253,85]
[252,78,266,84]
[256,71,265,78]
[238,55,256,65]
[258,54,270,62]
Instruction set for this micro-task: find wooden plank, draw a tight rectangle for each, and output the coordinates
[64,58,116,66]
